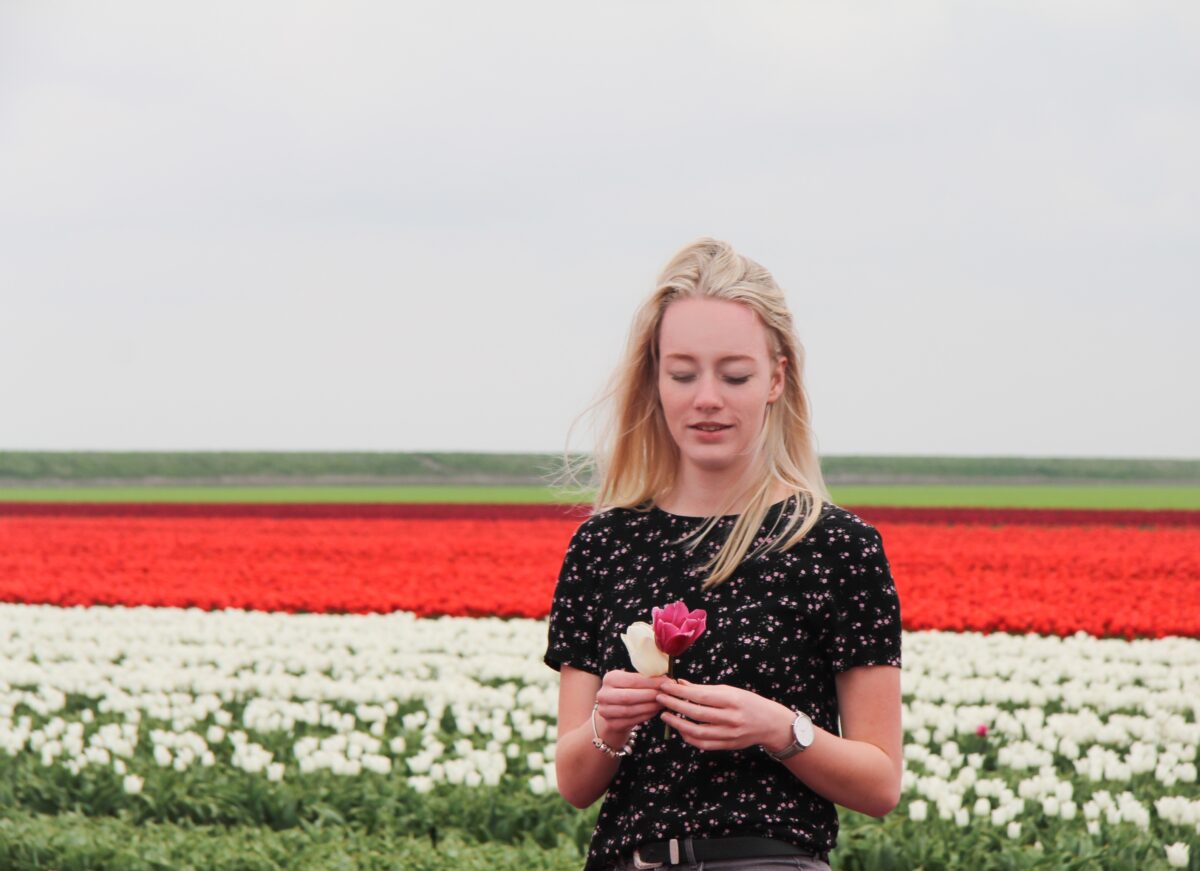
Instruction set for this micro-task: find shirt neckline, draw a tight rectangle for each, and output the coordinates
[650,492,799,521]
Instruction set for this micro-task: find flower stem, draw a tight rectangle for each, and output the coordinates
[663,655,674,739]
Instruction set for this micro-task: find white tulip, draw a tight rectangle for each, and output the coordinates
[407,775,434,794]
[620,622,669,677]
[1165,842,1189,868]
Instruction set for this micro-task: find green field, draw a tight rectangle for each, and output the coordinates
[830,484,1200,509]
[3,451,1197,509]
[2,483,1198,509]
[0,485,566,504]
[3,451,1198,484]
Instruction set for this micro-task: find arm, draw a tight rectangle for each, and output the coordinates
[765,664,903,817]
[657,664,903,818]
[553,665,627,809]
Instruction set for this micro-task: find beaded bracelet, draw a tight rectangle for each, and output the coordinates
[591,701,637,757]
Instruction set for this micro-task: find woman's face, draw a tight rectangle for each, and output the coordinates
[656,296,787,474]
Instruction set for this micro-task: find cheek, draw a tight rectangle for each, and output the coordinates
[658,383,686,416]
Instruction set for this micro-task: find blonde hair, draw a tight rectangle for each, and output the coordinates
[553,237,831,591]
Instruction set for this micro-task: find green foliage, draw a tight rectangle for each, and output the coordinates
[821,455,1200,483]
[0,804,1194,871]
[0,810,586,871]
[0,740,599,847]
[0,451,574,483]
[836,808,1197,871]
[829,484,1200,509]
[4,482,1200,508]
[2,450,1197,485]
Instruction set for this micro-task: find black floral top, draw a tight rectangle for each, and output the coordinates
[543,496,903,871]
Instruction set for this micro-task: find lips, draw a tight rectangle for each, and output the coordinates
[689,424,732,432]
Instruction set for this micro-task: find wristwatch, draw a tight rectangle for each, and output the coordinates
[764,710,815,760]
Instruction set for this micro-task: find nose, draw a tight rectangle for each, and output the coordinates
[692,372,723,410]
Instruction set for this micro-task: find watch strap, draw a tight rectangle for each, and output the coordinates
[765,711,811,760]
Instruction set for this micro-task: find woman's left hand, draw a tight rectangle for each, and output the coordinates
[656,678,793,751]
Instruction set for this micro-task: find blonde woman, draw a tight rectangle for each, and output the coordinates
[544,238,903,871]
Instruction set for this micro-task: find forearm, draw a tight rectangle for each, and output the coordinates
[554,709,630,809]
[764,706,901,817]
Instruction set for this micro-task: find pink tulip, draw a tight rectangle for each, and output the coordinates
[652,601,707,657]
[976,724,989,737]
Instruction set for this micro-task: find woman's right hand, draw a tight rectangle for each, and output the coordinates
[595,670,670,743]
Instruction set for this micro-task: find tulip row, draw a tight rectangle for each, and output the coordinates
[1,512,1197,636]
[4,501,1198,527]
[0,603,1196,864]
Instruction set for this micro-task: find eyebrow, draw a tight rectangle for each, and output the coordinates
[664,353,756,363]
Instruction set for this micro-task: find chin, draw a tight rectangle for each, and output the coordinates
[683,450,740,473]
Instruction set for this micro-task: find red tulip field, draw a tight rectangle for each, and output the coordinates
[1,503,1196,638]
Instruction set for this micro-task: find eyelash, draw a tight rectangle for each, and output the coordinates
[670,375,751,385]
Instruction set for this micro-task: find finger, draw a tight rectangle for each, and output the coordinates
[662,712,743,749]
[602,670,635,688]
[606,670,666,689]
[658,678,718,704]
[655,691,730,725]
[661,711,725,743]
[599,702,661,723]
[598,687,663,707]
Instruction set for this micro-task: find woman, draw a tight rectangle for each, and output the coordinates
[544,238,903,871]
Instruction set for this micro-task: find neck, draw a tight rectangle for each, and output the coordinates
[661,459,787,517]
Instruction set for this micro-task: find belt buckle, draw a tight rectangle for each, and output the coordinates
[632,836,679,868]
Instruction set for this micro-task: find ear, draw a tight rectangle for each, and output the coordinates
[769,356,788,402]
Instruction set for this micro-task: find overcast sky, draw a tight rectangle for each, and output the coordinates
[2,2,1197,459]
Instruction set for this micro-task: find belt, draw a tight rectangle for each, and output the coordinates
[629,836,829,868]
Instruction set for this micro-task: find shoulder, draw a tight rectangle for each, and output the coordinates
[793,502,891,574]
[564,504,654,544]
[804,501,883,543]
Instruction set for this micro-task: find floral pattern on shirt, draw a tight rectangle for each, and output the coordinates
[543,497,903,871]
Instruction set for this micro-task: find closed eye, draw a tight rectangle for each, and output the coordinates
[671,375,751,384]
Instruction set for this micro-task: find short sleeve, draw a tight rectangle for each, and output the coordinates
[543,519,604,676]
[827,522,903,673]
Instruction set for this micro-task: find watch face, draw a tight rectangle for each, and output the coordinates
[793,713,814,746]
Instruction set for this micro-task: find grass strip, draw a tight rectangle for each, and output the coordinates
[2,484,1200,509]
[0,807,1183,871]
[0,810,585,871]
